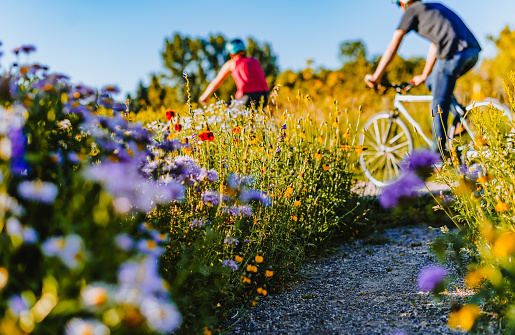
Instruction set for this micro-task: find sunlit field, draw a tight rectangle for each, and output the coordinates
[1,26,515,334]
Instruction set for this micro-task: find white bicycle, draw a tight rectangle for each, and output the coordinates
[359,83,512,187]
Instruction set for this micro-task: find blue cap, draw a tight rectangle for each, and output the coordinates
[225,39,246,55]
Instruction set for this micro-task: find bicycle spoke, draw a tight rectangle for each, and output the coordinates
[364,153,383,169]
[373,121,382,145]
[390,154,401,176]
[388,141,410,152]
[388,132,405,145]
[383,155,392,182]
[363,132,381,151]
[382,119,395,145]
[368,155,387,175]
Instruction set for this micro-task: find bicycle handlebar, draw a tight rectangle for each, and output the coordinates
[373,82,414,95]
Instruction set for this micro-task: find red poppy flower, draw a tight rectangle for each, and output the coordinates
[174,123,182,132]
[199,131,215,142]
[233,126,242,133]
[207,131,214,141]
[165,110,175,121]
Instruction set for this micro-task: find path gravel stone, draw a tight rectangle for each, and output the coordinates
[226,225,475,335]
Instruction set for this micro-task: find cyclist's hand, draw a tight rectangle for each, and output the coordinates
[411,75,427,86]
[199,94,208,105]
[364,74,377,89]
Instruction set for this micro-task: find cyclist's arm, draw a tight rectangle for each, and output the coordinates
[365,29,406,87]
[199,61,233,104]
[412,43,437,86]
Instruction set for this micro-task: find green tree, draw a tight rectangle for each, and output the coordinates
[339,40,367,63]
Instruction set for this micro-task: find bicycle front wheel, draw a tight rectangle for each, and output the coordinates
[359,112,414,187]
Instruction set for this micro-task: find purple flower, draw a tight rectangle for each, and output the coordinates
[114,234,134,251]
[68,152,81,164]
[417,265,448,292]
[222,259,238,271]
[228,173,254,189]
[460,163,483,180]
[207,169,218,182]
[201,190,227,206]
[140,298,181,333]
[50,151,63,164]
[224,237,239,246]
[401,149,441,179]
[22,227,38,244]
[65,319,110,335]
[8,126,26,159]
[189,218,205,229]
[101,85,120,95]
[240,189,271,206]
[71,83,96,98]
[377,172,424,208]
[18,180,58,204]
[12,45,36,55]
[227,205,253,217]
[8,295,31,316]
[117,256,168,299]
[136,239,166,257]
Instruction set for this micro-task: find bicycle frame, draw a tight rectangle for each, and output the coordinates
[393,94,434,146]
[392,93,479,147]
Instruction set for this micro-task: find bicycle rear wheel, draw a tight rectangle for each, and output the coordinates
[359,112,414,187]
[449,98,511,162]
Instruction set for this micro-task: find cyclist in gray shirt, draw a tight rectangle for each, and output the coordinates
[365,0,481,155]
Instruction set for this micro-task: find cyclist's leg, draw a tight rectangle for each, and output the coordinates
[430,59,456,155]
[243,91,269,110]
[449,49,480,134]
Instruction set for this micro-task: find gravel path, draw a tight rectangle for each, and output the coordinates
[226,225,472,335]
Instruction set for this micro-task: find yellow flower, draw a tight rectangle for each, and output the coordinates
[317,136,324,143]
[343,131,351,139]
[252,301,257,306]
[355,145,365,155]
[448,305,480,331]
[294,200,301,207]
[234,255,243,263]
[493,232,515,259]
[257,287,263,294]
[284,187,294,197]
[265,270,274,278]
[322,164,330,171]
[495,201,510,212]
[0,267,8,290]
[246,265,258,273]
[332,121,339,128]
[465,267,502,288]
[203,327,212,335]
[300,132,306,139]
[474,137,487,148]
[255,255,264,263]
[262,289,268,296]
[291,216,298,222]
[314,152,323,160]
[477,174,491,184]
[341,144,352,151]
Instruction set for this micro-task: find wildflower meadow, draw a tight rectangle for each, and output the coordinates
[1,25,515,335]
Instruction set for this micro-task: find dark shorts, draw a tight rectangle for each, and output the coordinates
[238,91,269,108]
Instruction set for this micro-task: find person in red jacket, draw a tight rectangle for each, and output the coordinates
[199,39,269,108]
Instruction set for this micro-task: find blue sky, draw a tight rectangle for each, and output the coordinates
[1,0,514,97]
